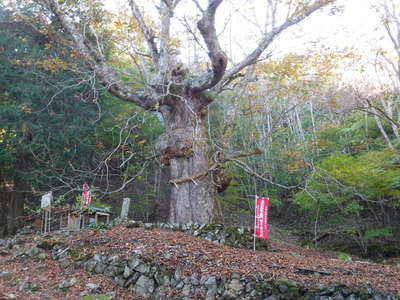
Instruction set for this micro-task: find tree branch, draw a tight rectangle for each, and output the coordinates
[37,0,157,110]
[191,0,228,93]
[128,0,160,66]
[220,0,335,89]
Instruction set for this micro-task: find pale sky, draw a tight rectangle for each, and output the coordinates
[103,0,394,84]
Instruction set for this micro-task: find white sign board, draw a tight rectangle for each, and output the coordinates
[41,192,53,209]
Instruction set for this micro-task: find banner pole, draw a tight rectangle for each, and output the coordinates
[253,194,257,251]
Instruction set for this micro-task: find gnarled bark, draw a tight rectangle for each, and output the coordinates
[157,92,215,223]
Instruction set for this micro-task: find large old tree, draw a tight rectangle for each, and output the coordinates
[29,0,334,223]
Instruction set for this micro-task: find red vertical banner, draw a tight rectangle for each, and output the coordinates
[82,183,92,206]
[255,197,269,239]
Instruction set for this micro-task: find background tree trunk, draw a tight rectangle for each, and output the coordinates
[6,179,26,235]
[0,190,8,237]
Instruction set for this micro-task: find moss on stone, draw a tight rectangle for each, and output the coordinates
[126,221,143,229]
[203,223,224,232]
[273,278,298,289]
[37,239,64,250]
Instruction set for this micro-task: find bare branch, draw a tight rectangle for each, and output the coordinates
[191,0,228,93]
[220,0,336,88]
[128,0,160,66]
[157,0,174,79]
[191,0,204,12]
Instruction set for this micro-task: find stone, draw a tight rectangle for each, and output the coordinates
[113,275,126,287]
[144,223,154,230]
[231,272,241,279]
[128,257,142,269]
[104,265,124,277]
[59,258,72,269]
[154,286,169,299]
[84,260,97,272]
[246,282,255,293]
[175,281,184,290]
[205,289,217,300]
[278,284,289,293]
[132,249,143,256]
[79,291,89,297]
[135,263,151,274]
[123,265,133,279]
[174,268,182,281]
[154,271,170,287]
[93,254,104,262]
[28,246,42,257]
[94,262,107,274]
[182,283,192,297]
[0,271,13,281]
[333,293,345,300]
[86,283,100,293]
[37,239,62,250]
[191,274,200,286]
[6,294,16,299]
[126,221,143,228]
[58,277,77,289]
[108,255,123,266]
[124,273,140,288]
[227,278,243,294]
[106,291,117,298]
[18,280,31,291]
[134,275,155,298]
[120,198,131,220]
[204,276,217,290]
[0,249,9,256]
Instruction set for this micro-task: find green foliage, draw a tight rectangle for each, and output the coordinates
[88,223,111,230]
[338,253,352,261]
[0,6,100,201]
[295,150,400,217]
[362,228,392,241]
[220,178,252,214]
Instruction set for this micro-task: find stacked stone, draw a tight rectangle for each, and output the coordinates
[127,221,270,250]
[75,251,397,300]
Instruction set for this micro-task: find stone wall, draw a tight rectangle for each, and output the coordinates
[53,248,397,300]
[1,223,399,300]
[126,221,270,251]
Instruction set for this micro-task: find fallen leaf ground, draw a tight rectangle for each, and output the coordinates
[0,244,143,299]
[68,225,400,293]
[0,224,399,300]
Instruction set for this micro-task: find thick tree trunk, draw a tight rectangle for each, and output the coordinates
[157,94,216,224]
[6,180,26,235]
[7,193,24,235]
[169,124,215,224]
